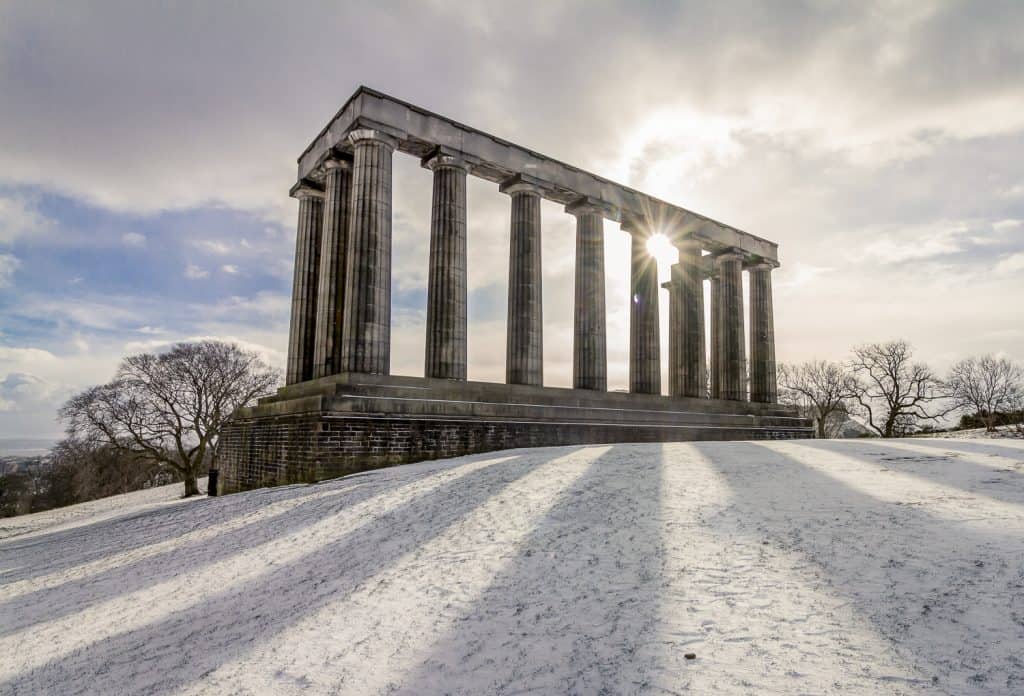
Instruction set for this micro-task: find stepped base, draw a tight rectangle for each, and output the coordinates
[218,373,814,493]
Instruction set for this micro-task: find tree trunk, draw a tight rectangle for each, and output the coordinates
[183,474,200,497]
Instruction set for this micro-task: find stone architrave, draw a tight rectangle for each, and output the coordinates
[340,128,397,375]
[423,151,469,380]
[285,183,324,385]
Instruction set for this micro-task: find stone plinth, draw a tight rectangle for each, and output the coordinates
[217,373,814,493]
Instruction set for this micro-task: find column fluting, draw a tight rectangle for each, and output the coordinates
[501,177,544,386]
[312,157,353,379]
[285,184,324,385]
[749,263,778,403]
[715,251,747,401]
[567,200,606,391]
[340,129,397,375]
[666,242,706,398]
[423,152,469,380]
[627,225,661,395]
[710,275,721,398]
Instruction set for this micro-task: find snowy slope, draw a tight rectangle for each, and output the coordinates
[1,439,1022,695]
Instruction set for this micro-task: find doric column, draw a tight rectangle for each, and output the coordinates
[312,156,353,379]
[715,250,747,401]
[566,198,606,391]
[423,151,469,380]
[665,242,706,398]
[340,128,397,375]
[285,182,324,385]
[710,274,721,399]
[749,263,778,403]
[625,218,660,394]
[500,175,544,386]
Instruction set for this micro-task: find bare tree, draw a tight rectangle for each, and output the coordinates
[944,355,1024,432]
[848,340,949,438]
[778,361,856,438]
[60,341,279,497]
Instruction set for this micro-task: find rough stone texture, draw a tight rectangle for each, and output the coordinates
[423,154,468,380]
[710,275,721,399]
[569,204,606,391]
[285,189,323,385]
[218,373,814,493]
[340,129,395,375]
[716,252,747,401]
[629,233,660,394]
[665,245,706,398]
[312,158,353,379]
[749,264,778,403]
[502,179,543,386]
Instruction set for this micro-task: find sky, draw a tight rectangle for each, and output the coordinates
[1,0,1022,439]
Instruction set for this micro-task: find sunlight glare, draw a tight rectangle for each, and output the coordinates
[646,233,678,268]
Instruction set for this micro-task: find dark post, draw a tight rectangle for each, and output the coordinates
[207,469,219,497]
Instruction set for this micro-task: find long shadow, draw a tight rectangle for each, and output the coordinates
[395,444,666,695]
[889,437,1024,462]
[796,439,1024,509]
[696,441,1024,694]
[0,472,416,636]
[0,447,578,696]
[0,481,335,580]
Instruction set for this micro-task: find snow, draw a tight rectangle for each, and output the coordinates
[1,440,1022,695]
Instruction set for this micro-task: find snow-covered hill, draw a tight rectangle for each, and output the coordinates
[1,439,1023,695]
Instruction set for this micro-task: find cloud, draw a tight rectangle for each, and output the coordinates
[0,253,20,287]
[184,264,208,279]
[0,193,51,243]
[194,239,231,255]
[221,264,239,274]
[121,231,146,247]
[994,252,1024,275]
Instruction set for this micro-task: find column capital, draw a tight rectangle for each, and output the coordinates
[565,196,611,218]
[347,128,399,150]
[499,173,546,197]
[746,259,779,271]
[321,155,353,173]
[289,180,325,200]
[675,239,703,256]
[620,212,652,235]
[422,151,470,173]
[712,247,745,265]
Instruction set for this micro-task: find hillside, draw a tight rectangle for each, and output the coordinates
[1,439,1023,695]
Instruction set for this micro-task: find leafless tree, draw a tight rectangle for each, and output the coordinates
[944,355,1024,432]
[848,340,949,438]
[778,360,856,438]
[60,341,279,497]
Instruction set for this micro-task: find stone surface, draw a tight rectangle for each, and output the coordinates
[710,275,721,399]
[568,200,606,391]
[339,129,396,375]
[298,86,779,264]
[312,157,353,379]
[423,152,469,380]
[218,373,814,493]
[285,186,323,385]
[502,176,544,386]
[666,243,706,398]
[628,232,660,394]
[716,251,747,401]
[749,264,778,403]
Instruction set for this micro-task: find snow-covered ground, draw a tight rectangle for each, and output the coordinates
[1,439,1022,695]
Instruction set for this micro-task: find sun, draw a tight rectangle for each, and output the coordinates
[645,233,678,267]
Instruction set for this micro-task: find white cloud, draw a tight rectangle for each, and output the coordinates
[0,253,20,287]
[221,264,239,274]
[994,252,1024,275]
[194,240,231,255]
[0,194,51,243]
[121,231,146,247]
[184,264,209,279]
